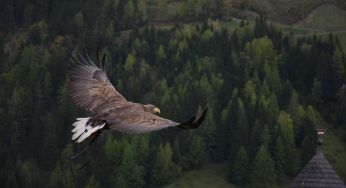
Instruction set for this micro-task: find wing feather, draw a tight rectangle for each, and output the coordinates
[68,54,127,114]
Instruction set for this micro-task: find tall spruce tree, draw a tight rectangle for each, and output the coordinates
[273,136,286,179]
[249,145,277,188]
[113,142,145,188]
[228,146,249,185]
[48,144,75,188]
[277,111,299,175]
[151,143,178,186]
[182,134,206,169]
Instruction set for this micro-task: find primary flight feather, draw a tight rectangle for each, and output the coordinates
[68,53,207,144]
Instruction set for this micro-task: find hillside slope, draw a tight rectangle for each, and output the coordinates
[294,3,346,31]
[232,0,346,24]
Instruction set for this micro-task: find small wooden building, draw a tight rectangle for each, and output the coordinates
[291,150,345,187]
[291,128,346,187]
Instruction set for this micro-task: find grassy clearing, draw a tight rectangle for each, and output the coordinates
[294,4,346,31]
[164,164,237,188]
[164,163,294,188]
[322,128,346,181]
[282,27,313,36]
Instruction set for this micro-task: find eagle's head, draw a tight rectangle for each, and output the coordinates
[142,104,161,115]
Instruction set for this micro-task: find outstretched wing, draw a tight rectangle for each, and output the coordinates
[68,53,208,133]
[105,104,208,133]
[68,54,127,114]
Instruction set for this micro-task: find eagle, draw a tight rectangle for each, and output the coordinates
[68,53,207,149]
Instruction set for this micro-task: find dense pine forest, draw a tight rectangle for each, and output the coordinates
[0,0,345,187]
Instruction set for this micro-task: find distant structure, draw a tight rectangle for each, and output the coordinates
[291,128,346,188]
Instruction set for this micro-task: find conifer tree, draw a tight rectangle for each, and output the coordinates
[273,136,286,178]
[85,175,100,188]
[113,141,145,188]
[249,145,277,188]
[262,125,271,149]
[18,161,40,188]
[332,48,345,80]
[183,134,206,168]
[301,135,316,164]
[152,143,178,186]
[228,146,249,185]
[124,0,135,27]
[49,144,75,188]
[234,98,248,149]
[277,111,299,175]
[137,0,148,23]
[124,53,136,72]
[156,45,166,63]
[311,78,323,106]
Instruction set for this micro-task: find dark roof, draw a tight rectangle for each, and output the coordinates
[291,150,346,188]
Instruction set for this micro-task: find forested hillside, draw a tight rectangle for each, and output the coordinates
[0,0,345,188]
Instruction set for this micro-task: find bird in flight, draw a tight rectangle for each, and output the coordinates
[68,52,207,154]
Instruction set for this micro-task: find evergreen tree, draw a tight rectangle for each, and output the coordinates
[301,135,317,164]
[273,136,286,178]
[311,78,322,107]
[228,146,249,185]
[151,143,178,186]
[124,53,136,72]
[332,48,345,80]
[113,141,145,188]
[182,134,206,168]
[73,11,85,36]
[277,111,300,175]
[85,175,101,188]
[249,145,277,188]
[262,125,271,149]
[156,45,166,63]
[48,144,75,188]
[336,85,346,124]
[278,111,295,146]
[137,0,148,23]
[233,98,248,155]
[55,81,76,147]
[124,0,135,28]
[18,161,41,188]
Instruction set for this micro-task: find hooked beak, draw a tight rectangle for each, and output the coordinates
[153,107,161,115]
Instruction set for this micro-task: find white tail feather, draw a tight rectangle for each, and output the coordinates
[71,117,105,143]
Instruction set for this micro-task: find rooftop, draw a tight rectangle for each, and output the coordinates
[291,149,346,188]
